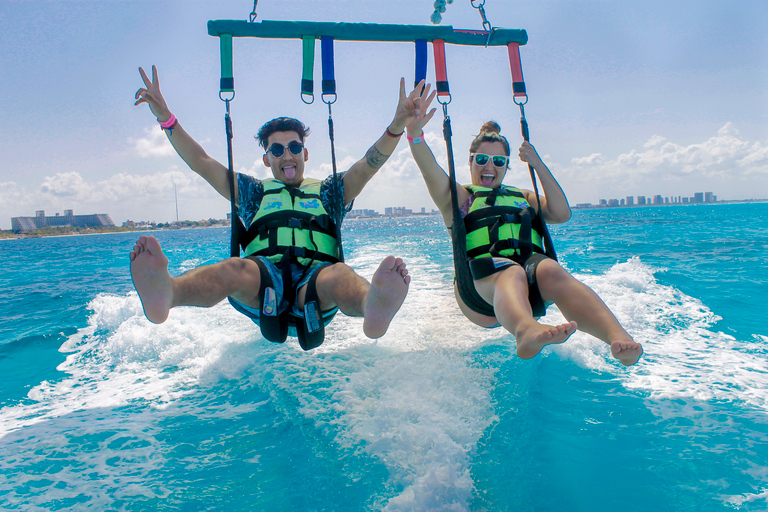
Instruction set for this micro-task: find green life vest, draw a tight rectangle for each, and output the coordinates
[463,184,545,263]
[241,178,341,267]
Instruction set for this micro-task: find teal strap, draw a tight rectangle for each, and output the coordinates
[301,36,315,103]
[219,33,234,93]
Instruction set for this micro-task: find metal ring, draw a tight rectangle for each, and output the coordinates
[321,92,337,105]
[219,91,236,102]
[301,93,315,105]
[437,93,452,106]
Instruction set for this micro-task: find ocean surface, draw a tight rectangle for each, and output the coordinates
[1,202,767,511]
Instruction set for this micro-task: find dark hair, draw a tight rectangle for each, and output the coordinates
[469,121,510,157]
[256,117,311,150]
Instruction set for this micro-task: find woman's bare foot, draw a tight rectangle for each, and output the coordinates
[611,340,643,366]
[363,256,410,338]
[515,321,578,359]
[129,235,174,324]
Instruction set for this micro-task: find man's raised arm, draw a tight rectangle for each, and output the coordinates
[135,65,233,201]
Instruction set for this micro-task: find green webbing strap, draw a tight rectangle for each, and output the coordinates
[208,20,527,47]
[219,34,234,94]
[301,36,315,104]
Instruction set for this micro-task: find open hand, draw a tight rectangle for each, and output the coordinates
[391,78,437,135]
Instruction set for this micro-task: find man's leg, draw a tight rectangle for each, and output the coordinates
[130,235,261,324]
[534,259,643,366]
[474,265,577,359]
[299,256,410,339]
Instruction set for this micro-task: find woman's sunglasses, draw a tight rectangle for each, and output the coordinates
[267,141,304,158]
[472,153,509,167]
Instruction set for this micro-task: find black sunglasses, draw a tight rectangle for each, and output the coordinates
[267,141,304,158]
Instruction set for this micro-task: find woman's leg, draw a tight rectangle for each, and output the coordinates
[534,259,643,365]
[473,264,577,359]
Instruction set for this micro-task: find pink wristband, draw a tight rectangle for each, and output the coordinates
[159,113,177,130]
[407,130,424,144]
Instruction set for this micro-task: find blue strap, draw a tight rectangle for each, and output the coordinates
[321,36,336,97]
[415,39,427,88]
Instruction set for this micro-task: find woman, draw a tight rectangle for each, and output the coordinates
[406,86,642,365]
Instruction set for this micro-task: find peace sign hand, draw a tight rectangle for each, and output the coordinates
[134,65,172,123]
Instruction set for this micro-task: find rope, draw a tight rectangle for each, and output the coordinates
[518,103,558,261]
[443,104,496,317]
[321,35,344,262]
[470,0,494,46]
[249,0,258,23]
[324,101,344,262]
[224,99,242,258]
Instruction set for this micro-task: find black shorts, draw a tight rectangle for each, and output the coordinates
[468,254,551,318]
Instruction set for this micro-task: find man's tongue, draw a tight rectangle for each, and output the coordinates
[284,166,296,180]
[482,175,494,186]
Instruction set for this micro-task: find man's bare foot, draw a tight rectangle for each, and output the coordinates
[363,256,410,338]
[515,321,578,359]
[130,235,174,324]
[611,340,643,366]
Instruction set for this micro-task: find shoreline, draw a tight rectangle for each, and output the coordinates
[0,224,228,241]
[573,198,768,210]
[4,199,767,239]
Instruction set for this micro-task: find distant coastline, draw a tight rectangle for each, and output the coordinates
[571,198,768,210]
[4,199,767,239]
[0,222,229,241]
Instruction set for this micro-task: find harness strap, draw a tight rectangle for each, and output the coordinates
[294,262,331,351]
[301,35,315,104]
[247,257,289,343]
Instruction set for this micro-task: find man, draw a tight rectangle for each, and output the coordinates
[131,66,419,348]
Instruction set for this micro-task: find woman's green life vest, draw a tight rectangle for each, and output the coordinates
[463,184,545,263]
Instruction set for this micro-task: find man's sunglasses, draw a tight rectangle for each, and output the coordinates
[267,141,304,158]
[472,153,509,167]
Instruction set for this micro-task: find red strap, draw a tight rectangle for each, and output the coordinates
[433,39,450,96]
[507,42,527,98]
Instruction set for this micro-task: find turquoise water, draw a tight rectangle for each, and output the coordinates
[1,203,767,511]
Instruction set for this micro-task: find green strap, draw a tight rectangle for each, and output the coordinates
[219,33,234,93]
[301,36,315,102]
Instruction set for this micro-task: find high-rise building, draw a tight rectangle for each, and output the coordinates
[11,210,115,233]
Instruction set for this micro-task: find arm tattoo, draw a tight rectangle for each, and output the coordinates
[365,145,389,170]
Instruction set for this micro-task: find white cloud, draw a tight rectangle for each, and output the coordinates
[559,122,768,201]
[129,126,175,158]
[571,153,604,165]
[0,181,25,207]
[40,172,93,200]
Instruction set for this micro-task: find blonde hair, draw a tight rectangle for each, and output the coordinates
[469,121,511,157]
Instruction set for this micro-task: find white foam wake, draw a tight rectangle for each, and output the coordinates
[545,257,768,415]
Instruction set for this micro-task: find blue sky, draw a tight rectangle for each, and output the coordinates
[1,0,767,229]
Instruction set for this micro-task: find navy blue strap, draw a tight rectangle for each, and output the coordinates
[415,39,427,89]
[321,36,336,100]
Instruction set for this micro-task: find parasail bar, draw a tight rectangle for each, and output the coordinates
[208,19,527,46]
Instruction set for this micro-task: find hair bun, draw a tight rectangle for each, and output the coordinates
[480,121,501,135]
